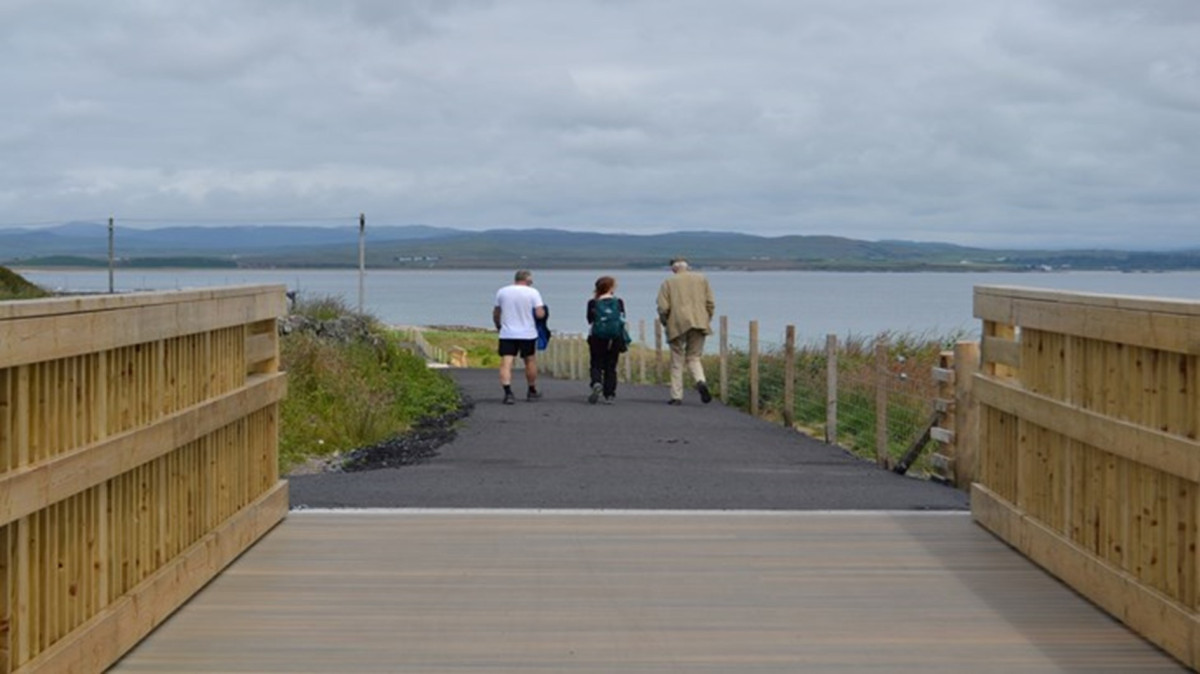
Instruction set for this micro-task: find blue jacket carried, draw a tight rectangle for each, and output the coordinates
[535,305,551,350]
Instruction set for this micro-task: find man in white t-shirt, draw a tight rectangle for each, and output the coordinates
[493,269,547,404]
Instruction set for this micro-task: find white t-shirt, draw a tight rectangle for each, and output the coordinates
[494,283,545,339]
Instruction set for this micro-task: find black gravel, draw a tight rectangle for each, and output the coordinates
[338,398,474,472]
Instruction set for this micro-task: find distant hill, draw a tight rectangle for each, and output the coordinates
[3,222,1200,272]
[0,222,460,259]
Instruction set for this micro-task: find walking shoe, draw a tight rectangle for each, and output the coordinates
[697,381,712,404]
[602,396,615,405]
[667,398,682,406]
[503,391,516,405]
[588,382,602,404]
[526,388,542,401]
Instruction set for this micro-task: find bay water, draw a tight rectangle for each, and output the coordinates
[17,268,1200,348]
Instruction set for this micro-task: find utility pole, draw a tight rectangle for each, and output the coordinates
[358,213,366,314]
[107,216,115,293]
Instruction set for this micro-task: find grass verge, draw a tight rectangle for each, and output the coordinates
[279,297,462,473]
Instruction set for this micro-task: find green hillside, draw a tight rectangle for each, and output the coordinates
[0,266,50,299]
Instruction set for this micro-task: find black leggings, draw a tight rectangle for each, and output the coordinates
[588,336,622,397]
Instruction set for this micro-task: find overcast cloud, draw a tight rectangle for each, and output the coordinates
[1,0,1198,248]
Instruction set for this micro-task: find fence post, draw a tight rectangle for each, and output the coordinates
[825,334,838,444]
[929,350,956,482]
[875,341,889,468]
[576,335,586,381]
[719,315,728,402]
[623,337,632,383]
[638,319,647,384]
[784,325,795,428]
[954,340,980,489]
[749,320,759,417]
[654,321,664,384]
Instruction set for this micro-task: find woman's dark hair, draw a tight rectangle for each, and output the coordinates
[593,275,616,298]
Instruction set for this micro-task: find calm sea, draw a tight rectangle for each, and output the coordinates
[17,268,1200,347]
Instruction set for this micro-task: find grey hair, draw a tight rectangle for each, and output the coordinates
[671,260,689,272]
[514,269,533,282]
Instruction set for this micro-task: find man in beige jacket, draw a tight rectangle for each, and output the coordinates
[656,256,715,405]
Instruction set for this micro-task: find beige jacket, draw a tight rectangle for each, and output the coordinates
[656,270,715,341]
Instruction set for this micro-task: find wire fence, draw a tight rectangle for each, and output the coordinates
[542,319,967,478]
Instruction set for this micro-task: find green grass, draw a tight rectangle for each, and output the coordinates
[711,330,968,472]
[0,266,51,300]
[420,327,501,368]
[278,297,461,472]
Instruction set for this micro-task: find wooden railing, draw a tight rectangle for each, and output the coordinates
[968,285,1200,669]
[0,285,289,674]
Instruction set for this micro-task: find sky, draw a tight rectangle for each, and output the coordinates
[1,0,1198,250]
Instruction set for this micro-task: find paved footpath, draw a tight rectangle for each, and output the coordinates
[289,368,968,511]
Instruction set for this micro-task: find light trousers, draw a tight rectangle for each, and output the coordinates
[668,329,707,400]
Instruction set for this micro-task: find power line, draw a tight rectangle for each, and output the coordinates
[119,215,361,224]
[0,214,364,227]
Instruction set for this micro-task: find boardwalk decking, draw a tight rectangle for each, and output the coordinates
[111,510,1185,673]
[108,370,1187,671]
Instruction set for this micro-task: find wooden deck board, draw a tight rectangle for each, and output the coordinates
[108,511,1187,673]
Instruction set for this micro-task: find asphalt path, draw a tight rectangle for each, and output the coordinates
[288,368,969,511]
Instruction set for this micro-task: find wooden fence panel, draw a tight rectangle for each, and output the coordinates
[0,286,288,674]
[969,285,1200,669]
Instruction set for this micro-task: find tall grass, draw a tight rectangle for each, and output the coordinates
[279,296,460,471]
[713,330,967,471]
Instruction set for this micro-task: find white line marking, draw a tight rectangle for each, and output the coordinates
[289,507,969,517]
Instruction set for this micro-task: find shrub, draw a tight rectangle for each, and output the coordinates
[278,298,460,471]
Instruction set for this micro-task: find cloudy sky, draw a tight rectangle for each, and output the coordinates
[2,1,1198,249]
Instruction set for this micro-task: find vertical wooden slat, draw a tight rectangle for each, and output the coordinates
[1,368,11,473]
[0,522,10,674]
[16,518,29,666]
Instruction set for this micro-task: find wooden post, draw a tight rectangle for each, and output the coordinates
[719,316,728,403]
[875,341,889,468]
[638,320,647,384]
[622,338,632,383]
[825,334,838,444]
[749,320,759,417]
[783,325,795,428]
[654,321,664,384]
[954,340,980,489]
[574,335,584,381]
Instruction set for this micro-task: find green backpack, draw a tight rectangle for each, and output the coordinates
[591,297,625,341]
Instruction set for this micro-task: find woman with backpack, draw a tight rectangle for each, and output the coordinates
[586,275,628,404]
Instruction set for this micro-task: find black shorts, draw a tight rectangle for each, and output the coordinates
[498,338,537,358]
